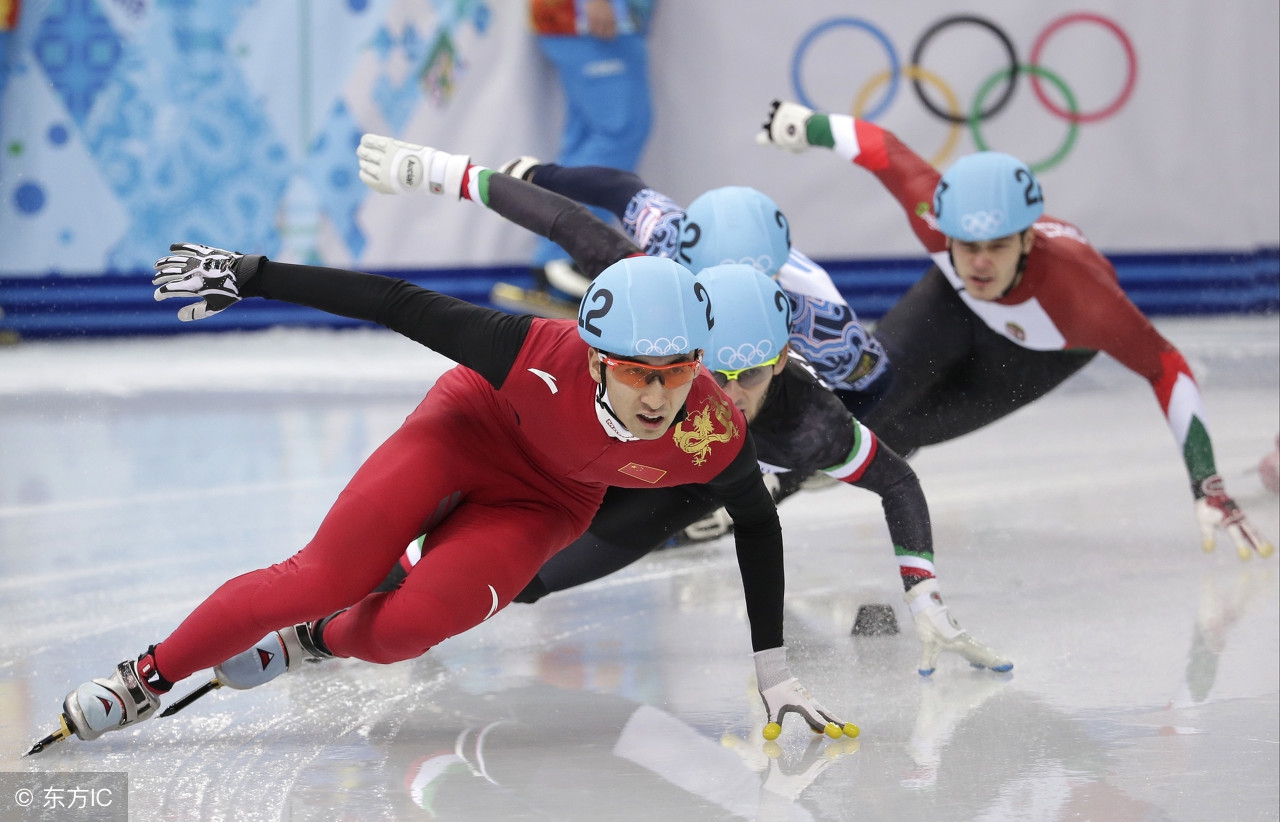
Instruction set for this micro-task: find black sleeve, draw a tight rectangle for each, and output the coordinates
[243,259,533,388]
[526,164,648,219]
[486,173,641,279]
[513,485,721,602]
[847,443,934,560]
[708,433,786,651]
[586,486,721,549]
[749,361,860,474]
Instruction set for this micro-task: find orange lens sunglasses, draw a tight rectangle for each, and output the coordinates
[599,353,702,390]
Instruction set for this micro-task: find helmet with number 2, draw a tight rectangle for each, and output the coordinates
[679,187,791,277]
[696,265,791,373]
[578,256,712,356]
[933,152,1044,242]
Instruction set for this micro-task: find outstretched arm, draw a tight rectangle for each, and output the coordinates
[485,174,638,278]
[758,99,947,254]
[711,439,859,740]
[1052,268,1274,560]
[152,244,532,388]
[841,442,1012,674]
[524,163,647,219]
[504,158,687,261]
[357,134,641,278]
[1144,347,1274,559]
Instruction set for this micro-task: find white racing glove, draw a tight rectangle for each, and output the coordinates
[755,99,816,152]
[754,647,858,740]
[356,133,470,197]
[152,243,263,322]
[906,579,1012,676]
[1195,475,1275,560]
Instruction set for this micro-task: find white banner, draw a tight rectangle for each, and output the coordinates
[0,0,1276,276]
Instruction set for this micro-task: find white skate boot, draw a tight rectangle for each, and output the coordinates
[62,658,163,741]
[905,579,1012,676]
[214,621,334,690]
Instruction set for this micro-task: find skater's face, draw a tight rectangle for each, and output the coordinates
[948,230,1034,301]
[714,349,788,423]
[589,350,703,440]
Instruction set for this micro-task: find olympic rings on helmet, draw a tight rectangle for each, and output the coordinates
[633,337,693,356]
[716,342,778,371]
[790,12,1137,171]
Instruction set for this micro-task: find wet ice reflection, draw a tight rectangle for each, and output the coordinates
[0,320,1275,820]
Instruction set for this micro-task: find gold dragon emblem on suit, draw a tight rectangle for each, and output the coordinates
[672,395,739,465]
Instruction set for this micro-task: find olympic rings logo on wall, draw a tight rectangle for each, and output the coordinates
[790,13,1137,173]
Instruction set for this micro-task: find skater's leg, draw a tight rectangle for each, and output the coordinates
[152,392,498,683]
[323,499,589,662]
[859,268,974,453]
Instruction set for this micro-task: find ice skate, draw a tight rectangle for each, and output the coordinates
[674,475,783,546]
[679,506,734,544]
[489,280,578,320]
[906,580,1012,676]
[62,657,163,742]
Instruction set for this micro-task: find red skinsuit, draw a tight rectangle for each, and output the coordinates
[156,319,746,676]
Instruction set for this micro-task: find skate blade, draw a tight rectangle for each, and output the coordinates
[542,259,590,297]
[490,283,578,320]
[159,677,224,717]
[24,714,72,756]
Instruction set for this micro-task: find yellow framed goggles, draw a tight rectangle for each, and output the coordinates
[713,354,782,389]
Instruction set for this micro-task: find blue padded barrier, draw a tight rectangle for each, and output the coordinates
[0,250,1275,340]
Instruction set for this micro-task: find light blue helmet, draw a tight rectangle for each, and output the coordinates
[696,264,791,373]
[933,152,1044,241]
[577,256,712,356]
[678,186,791,276]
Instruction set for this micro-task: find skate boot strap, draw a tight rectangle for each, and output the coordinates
[296,618,337,659]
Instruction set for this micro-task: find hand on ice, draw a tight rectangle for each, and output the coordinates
[1196,475,1275,560]
[906,580,1013,676]
[754,648,858,740]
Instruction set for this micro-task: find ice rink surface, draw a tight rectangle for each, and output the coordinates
[0,316,1276,821]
